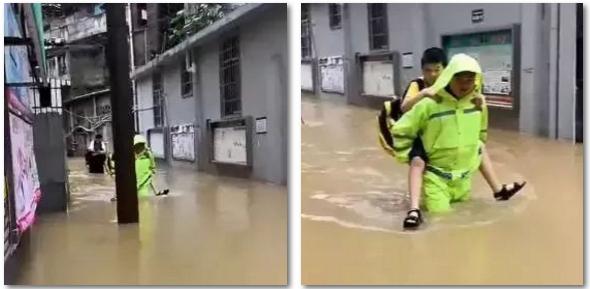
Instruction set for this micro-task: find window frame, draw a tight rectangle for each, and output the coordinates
[181,60,193,98]
[152,72,164,127]
[367,3,389,51]
[329,4,342,30]
[219,36,241,118]
[301,4,312,59]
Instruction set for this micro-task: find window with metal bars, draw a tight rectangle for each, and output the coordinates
[153,72,164,127]
[367,3,389,51]
[58,55,67,76]
[136,3,147,28]
[219,36,241,117]
[301,4,312,59]
[181,62,193,98]
[329,4,342,30]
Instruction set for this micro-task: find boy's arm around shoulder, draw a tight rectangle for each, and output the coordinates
[391,98,432,163]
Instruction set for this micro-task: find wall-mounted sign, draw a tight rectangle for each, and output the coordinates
[213,126,247,165]
[256,117,267,134]
[402,52,413,68]
[443,29,514,109]
[171,123,196,162]
[472,9,484,23]
[319,56,345,93]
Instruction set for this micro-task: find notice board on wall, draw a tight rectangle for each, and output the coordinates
[9,113,41,233]
[171,123,196,162]
[443,29,515,109]
[213,126,247,165]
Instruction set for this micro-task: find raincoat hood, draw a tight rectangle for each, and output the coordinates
[134,134,147,145]
[429,53,482,100]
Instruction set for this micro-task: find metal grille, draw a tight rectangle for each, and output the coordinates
[30,78,69,114]
[153,72,164,127]
[329,4,342,29]
[181,62,193,98]
[301,4,312,59]
[368,3,388,51]
[219,36,241,117]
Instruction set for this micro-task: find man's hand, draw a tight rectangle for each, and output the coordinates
[471,93,484,110]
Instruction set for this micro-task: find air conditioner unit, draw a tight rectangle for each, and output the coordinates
[185,52,196,73]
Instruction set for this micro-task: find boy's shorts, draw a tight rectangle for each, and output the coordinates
[409,138,428,162]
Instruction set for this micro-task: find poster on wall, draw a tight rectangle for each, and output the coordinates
[9,113,41,233]
[4,3,35,117]
[319,56,345,93]
[444,29,514,109]
[171,124,196,162]
[362,60,395,97]
[301,62,314,91]
[213,126,247,165]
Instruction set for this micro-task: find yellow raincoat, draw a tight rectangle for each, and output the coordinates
[391,54,488,213]
[134,135,156,198]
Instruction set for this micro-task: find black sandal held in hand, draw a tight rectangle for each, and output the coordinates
[403,209,423,230]
[494,181,526,201]
[156,189,170,196]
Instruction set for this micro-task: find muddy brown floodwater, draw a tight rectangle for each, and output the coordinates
[15,158,287,285]
[302,94,583,285]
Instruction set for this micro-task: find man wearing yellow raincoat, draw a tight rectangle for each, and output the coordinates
[134,134,169,198]
[391,54,521,221]
[110,135,169,201]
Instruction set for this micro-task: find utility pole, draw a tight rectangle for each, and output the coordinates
[125,3,140,133]
[105,4,138,224]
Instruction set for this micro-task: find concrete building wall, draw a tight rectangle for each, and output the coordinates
[308,4,346,98]
[308,4,345,58]
[195,4,288,184]
[239,4,288,184]
[136,75,154,135]
[161,64,196,126]
[195,41,221,172]
[157,60,198,168]
[556,4,577,140]
[310,3,578,140]
[134,4,287,183]
[68,48,109,96]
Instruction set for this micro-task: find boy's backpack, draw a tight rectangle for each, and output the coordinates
[377,78,426,157]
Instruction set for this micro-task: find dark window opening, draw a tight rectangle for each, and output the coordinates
[153,72,164,127]
[136,3,147,28]
[220,36,241,117]
[329,4,342,30]
[301,4,312,59]
[368,3,389,51]
[181,60,193,98]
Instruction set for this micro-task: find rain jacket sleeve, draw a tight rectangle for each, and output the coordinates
[391,99,431,164]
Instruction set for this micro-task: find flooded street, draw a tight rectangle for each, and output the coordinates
[15,158,287,285]
[302,94,583,285]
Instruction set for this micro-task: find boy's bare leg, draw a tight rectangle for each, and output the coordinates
[403,156,425,229]
[479,146,502,193]
[150,180,169,196]
[150,183,159,196]
[479,145,526,200]
[409,157,425,210]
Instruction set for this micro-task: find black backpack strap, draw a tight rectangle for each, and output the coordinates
[377,103,394,149]
[400,78,425,104]
[415,78,426,91]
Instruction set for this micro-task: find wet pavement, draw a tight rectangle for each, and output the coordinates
[301,93,583,285]
[15,158,287,285]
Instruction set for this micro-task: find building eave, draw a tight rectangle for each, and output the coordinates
[131,3,272,80]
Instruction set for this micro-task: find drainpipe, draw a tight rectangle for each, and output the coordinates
[126,4,139,133]
[548,3,559,139]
